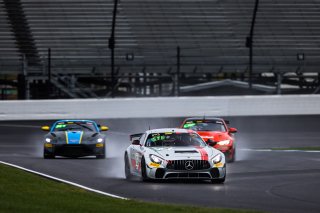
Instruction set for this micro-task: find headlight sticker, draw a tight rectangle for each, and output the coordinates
[149,162,161,168]
[214,162,224,168]
[45,143,53,148]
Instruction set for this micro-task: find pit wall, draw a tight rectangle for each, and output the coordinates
[1,95,319,120]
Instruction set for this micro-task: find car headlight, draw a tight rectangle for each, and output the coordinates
[45,138,51,143]
[212,154,222,164]
[150,154,163,164]
[217,140,230,145]
[97,138,104,143]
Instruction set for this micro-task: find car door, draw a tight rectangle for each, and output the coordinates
[130,133,146,173]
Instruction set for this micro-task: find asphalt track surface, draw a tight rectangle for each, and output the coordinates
[0,116,320,213]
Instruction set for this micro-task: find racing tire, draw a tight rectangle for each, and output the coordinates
[141,157,149,182]
[229,152,235,163]
[43,149,55,159]
[227,156,235,163]
[96,154,105,159]
[211,177,225,184]
[96,147,106,159]
[226,148,236,163]
[124,153,133,180]
[211,165,226,184]
[43,153,55,159]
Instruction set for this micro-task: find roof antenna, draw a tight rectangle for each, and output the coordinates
[148,125,151,130]
[203,114,206,121]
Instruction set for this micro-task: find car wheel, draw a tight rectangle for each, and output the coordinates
[44,153,55,159]
[96,147,106,159]
[211,165,226,184]
[124,153,133,180]
[230,150,236,163]
[43,149,55,159]
[96,154,105,159]
[226,148,236,163]
[141,157,149,182]
[211,176,225,184]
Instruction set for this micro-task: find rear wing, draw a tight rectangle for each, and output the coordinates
[130,133,143,142]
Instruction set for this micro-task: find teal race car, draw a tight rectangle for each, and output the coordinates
[41,120,109,159]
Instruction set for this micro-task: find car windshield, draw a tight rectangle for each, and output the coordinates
[145,132,206,147]
[53,122,97,132]
[183,120,226,132]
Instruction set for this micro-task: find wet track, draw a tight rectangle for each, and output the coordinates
[0,116,320,213]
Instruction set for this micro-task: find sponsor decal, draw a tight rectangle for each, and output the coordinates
[45,143,53,148]
[149,162,160,168]
[55,124,66,128]
[201,136,214,139]
[183,123,196,128]
[195,146,209,161]
[214,162,224,168]
[151,135,166,142]
[65,131,69,144]
[96,143,104,148]
[134,153,140,170]
[65,131,83,144]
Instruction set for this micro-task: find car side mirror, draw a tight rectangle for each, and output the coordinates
[100,126,109,131]
[41,126,50,131]
[229,127,237,133]
[132,140,140,145]
[207,139,217,146]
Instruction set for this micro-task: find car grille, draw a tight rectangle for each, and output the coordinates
[166,160,210,171]
[165,173,211,179]
[55,144,95,156]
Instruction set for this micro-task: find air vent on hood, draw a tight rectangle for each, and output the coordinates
[91,133,98,137]
[175,150,198,153]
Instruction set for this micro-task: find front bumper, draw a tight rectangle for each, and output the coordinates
[218,147,235,160]
[146,164,226,180]
[213,146,234,158]
[44,143,105,157]
[214,145,233,152]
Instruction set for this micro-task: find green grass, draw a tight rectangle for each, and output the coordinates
[0,164,261,213]
[270,147,320,151]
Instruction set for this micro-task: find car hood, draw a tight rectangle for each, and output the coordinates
[50,131,101,144]
[148,146,217,160]
[196,131,229,142]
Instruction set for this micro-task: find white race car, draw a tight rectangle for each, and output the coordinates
[124,128,226,183]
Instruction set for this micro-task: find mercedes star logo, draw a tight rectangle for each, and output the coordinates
[185,161,194,170]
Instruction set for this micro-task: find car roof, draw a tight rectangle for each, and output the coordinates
[55,120,96,123]
[146,128,192,134]
[184,117,224,121]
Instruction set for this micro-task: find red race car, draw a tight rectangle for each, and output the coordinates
[181,117,237,162]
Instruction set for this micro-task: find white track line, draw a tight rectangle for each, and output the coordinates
[0,160,127,200]
[240,148,320,153]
